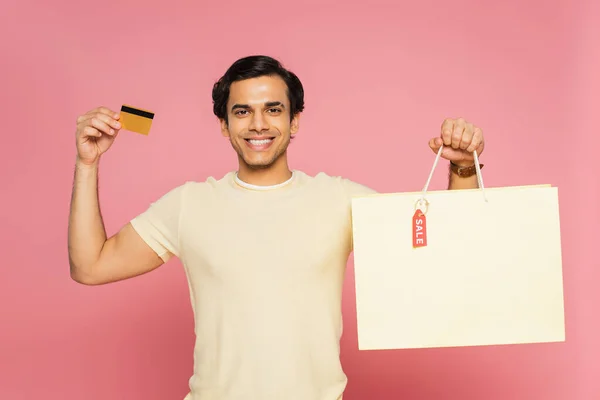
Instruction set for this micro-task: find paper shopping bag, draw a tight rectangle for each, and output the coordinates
[351,149,565,350]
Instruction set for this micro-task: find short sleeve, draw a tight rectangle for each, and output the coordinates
[129,183,188,263]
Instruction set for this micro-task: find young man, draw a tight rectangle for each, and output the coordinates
[68,55,485,400]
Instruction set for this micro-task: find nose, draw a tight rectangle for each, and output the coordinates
[248,112,269,132]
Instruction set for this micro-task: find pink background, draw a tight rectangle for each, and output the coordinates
[1,0,598,399]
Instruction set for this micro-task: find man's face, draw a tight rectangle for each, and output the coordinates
[221,75,299,170]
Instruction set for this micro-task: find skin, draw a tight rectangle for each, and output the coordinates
[68,109,164,285]
[220,75,299,186]
[68,74,484,285]
[433,117,485,190]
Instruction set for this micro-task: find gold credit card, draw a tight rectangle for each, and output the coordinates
[119,104,154,135]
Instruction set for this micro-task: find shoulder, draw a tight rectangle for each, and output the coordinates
[173,171,236,200]
[150,172,236,204]
[298,170,378,198]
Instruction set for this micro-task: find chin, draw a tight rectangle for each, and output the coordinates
[246,159,277,170]
[239,154,274,169]
[247,163,273,170]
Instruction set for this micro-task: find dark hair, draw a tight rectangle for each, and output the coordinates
[212,55,305,124]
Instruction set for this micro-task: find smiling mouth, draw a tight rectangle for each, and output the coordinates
[245,138,274,145]
[244,137,275,151]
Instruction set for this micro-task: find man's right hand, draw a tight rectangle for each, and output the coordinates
[75,106,122,166]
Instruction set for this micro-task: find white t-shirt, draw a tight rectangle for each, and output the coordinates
[130,170,376,400]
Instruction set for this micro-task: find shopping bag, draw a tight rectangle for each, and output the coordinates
[351,147,565,350]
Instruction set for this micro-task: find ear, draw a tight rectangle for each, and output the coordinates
[220,118,230,138]
[290,113,300,136]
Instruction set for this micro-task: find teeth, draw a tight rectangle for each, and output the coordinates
[249,139,272,145]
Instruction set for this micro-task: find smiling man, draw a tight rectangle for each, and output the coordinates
[68,55,485,400]
[220,76,298,183]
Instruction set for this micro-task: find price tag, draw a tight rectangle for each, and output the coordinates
[412,209,427,248]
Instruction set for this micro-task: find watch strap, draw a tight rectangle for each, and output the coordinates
[450,161,484,178]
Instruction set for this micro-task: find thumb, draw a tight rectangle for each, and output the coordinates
[429,137,443,152]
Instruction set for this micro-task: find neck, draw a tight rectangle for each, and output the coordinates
[237,156,292,186]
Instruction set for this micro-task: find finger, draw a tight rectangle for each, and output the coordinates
[441,119,454,145]
[429,137,443,152]
[80,113,121,133]
[451,118,465,149]
[78,107,120,124]
[459,123,474,150]
[77,113,102,127]
[81,125,102,139]
[87,116,116,136]
[92,106,119,119]
[466,127,483,153]
[94,112,121,130]
[475,138,485,156]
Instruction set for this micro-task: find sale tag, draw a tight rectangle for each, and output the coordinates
[412,209,427,248]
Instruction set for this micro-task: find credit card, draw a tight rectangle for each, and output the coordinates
[119,104,154,135]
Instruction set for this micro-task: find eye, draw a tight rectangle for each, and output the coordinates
[267,108,282,114]
[234,110,248,116]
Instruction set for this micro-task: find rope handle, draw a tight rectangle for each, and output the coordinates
[417,146,487,212]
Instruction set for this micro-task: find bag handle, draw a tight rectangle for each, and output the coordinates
[417,146,487,212]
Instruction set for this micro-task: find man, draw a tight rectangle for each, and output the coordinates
[68,55,485,400]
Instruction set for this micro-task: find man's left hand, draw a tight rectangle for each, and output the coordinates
[429,117,485,167]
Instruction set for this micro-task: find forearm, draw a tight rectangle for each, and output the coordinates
[68,158,107,277]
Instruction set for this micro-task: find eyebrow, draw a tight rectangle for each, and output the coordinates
[231,101,286,111]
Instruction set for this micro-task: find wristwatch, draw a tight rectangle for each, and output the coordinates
[450,161,484,178]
